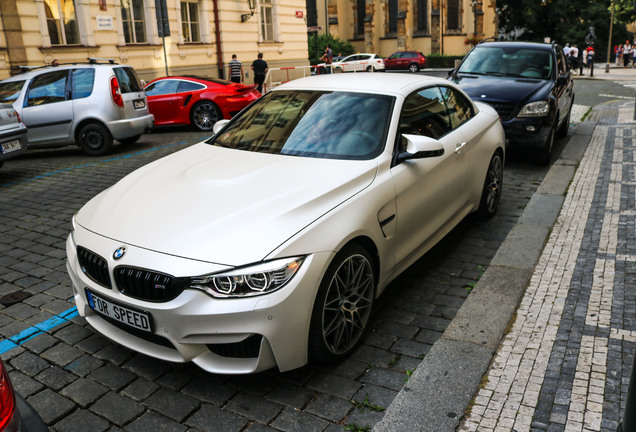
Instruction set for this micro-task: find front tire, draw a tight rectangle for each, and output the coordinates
[309,244,375,363]
[78,122,113,156]
[477,152,504,218]
[190,101,221,131]
[539,124,556,166]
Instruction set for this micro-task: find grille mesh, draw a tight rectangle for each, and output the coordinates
[487,101,516,121]
[206,334,263,358]
[77,247,111,288]
[114,267,187,302]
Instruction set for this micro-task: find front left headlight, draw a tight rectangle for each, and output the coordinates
[191,256,305,298]
[517,101,550,117]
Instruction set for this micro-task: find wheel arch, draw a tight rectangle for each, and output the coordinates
[73,118,110,145]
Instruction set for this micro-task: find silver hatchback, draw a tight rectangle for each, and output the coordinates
[0,59,154,156]
[0,103,28,168]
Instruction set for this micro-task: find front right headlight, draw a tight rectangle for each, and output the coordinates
[190,256,305,298]
[517,101,549,117]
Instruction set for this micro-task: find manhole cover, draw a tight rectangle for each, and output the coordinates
[0,291,31,306]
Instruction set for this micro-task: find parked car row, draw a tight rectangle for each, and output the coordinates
[314,51,428,74]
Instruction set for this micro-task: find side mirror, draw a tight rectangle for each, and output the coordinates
[397,134,445,163]
[213,119,230,134]
[447,68,456,77]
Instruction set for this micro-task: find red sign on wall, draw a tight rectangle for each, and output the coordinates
[295,10,304,18]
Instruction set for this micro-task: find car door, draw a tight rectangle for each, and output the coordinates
[144,79,181,124]
[20,69,73,145]
[343,55,360,72]
[391,86,470,267]
[554,48,573,127]
[357,55,371,72]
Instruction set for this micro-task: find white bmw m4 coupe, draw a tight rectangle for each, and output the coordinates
[66,73,505,374]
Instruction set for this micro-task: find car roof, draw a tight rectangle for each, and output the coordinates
[275,73,449,96]
[1,63,130,82]
[477,41,555,51]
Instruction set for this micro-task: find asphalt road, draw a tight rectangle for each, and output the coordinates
[0,83,578,432]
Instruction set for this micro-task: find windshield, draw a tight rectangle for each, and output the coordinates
[0,81,25,104]
[458,46,553,80]
[209,90,394,160]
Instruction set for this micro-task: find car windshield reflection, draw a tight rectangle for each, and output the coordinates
[458,46,553,80]
[209,90,394,160]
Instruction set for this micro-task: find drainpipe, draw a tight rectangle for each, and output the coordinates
[212,0,224,79]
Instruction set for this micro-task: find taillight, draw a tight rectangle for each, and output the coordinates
[110,76,123,107]
[0,361,16,431]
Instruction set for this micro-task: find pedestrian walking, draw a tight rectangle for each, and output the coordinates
[319,45,333,74]
[623,41,633,68]
[615,44,623,66]
[228,54,243,84]
[585,44,595,77]
[251,52,268,94]
[569,44,579,74]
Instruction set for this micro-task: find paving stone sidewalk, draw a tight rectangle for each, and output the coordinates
[456,99,636,431]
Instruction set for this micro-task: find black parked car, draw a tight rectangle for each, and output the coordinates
[449,40,574,164]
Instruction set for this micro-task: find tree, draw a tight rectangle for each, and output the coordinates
[497,0,635,60]
[308,33,356,65]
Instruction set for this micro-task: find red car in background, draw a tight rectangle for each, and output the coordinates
[383,51,427,72]
[144,76,261,131]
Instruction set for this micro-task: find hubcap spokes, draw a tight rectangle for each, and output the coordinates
[322,254,374,355]
[485,157,502,212]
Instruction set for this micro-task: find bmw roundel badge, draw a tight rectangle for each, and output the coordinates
[113,246,127,260]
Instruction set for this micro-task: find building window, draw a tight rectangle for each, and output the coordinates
[121,0,147,43]
[386,0,397,36]
[446,0,460,31]
[181,0,200,42]
[356,0,365,38]
[260,0,274,41]
[44,0,79,45]
[415,0,427,33]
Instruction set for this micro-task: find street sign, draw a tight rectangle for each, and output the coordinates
[307,26,322,32]
[296,10,304,18]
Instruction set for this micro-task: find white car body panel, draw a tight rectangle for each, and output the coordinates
[67,73,505,373]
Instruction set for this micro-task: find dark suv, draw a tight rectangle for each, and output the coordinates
[449,41,574,164]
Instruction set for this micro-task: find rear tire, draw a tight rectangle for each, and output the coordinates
[190,101,221,131]
[477,152,504,218]
[366,66,373,72]
[309,244,375,363]
[78,122,113,156]
[408,63,420,73]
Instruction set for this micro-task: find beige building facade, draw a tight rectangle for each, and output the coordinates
[0,0,309,81]
[311,0,497,57]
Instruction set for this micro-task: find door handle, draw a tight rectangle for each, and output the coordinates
[455,141,466,153]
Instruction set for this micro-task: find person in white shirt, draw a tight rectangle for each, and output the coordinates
[568,44,579,74]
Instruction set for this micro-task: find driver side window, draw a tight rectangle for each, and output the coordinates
[398,87,452,143]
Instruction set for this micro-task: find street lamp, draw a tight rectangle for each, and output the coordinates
[471,0,483,37]
[241,0,256,22]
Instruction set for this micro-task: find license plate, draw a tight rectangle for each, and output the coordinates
[0,140,21,153]
[86,290,152,332]
[133,99,145,109]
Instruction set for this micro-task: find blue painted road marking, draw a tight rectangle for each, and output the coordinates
[0,306,79,355]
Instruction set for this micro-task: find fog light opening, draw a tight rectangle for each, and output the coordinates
[526,125,536,132]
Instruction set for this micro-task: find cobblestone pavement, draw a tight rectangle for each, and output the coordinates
[0,123,555,431]
[458,94,636,429]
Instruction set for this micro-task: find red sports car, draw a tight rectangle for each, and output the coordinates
[144,76,261,131]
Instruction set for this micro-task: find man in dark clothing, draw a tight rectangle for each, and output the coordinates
[251,53,268,93]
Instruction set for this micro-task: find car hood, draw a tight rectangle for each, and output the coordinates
[76,143,378,266]
[452,74,551,104]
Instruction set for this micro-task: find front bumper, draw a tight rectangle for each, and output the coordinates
[502,116,553,150]
[66,226,332,374]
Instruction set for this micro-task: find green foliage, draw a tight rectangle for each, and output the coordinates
[351,394,386,412]
[308,33,356,64]
[345,424,371,432]
[425,54,465,68]
[497,0,635,61]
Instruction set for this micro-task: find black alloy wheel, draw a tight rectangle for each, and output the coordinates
[309,244,375,363]
[78,122,113,156]
[477,152,504,218]
[191,101,221,131]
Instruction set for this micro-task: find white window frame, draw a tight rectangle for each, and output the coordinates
[175,0,211,44]
[120,0,148,43]
[180,0,201,43]
[258,0,279,43]
[35,0,94,47]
